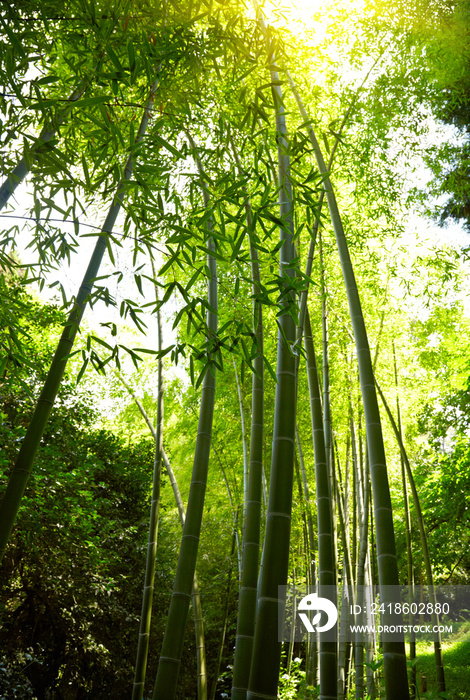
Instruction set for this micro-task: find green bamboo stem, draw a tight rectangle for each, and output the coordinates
[294,46,388,356]
[0,83,88,211]
[369,485,377,587]
[212,445,242,579]
[0,77,160,563]
[115,374,183,520]
[333,446,354,700]
[287,566,296,674]
[295,426,317,582]
[375,380,445,694]
[288,74,410,699]
[349,410,359,583]
[350,409,364,578]
[392,343,416,697]
[132,283,164,700]
[230,133,265,700]
[320,235,333,506]
[246,7,298,699]
[355,454,371,700]
[119,372,208,700]
[338,581,351,697]
[295,427,318,688]
[152,132,217,700]
[233,358,249,521]
[257,117,279,189]
[261,467,267,509]
[209,515,238,700]
[362,450,377,700]
[304,308,337,700]
[336,441,350,700]
[333,451,354,598]
[319,237,339,650]
[295,73,365,354]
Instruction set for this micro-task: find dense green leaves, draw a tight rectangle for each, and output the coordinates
[0,384,162,697]
[2,1,470,698]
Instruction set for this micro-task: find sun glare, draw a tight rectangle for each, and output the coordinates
[259,0,365,37]
[262,0,322,28]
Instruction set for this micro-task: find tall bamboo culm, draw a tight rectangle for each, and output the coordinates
[0,77,160,562]
[295,426,318,687]
[376,381,445,694]
[304,309,337,700]
[393,343,416,697]
[0,79,90,212]
[209,515,238,700]
[117,372,207,700]
[152,133,217,700]
[336,443,352,700]
[230,135,265,700]
[246,7,298,699]
[287,73,410,699]
[132,282,164,700]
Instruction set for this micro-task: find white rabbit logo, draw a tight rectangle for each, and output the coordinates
[297,592,338,633]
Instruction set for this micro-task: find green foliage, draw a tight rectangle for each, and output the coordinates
[0,273,65,393]
[277,655,319,700]
[414,433,470,583]
[0,383,169,697]
[2,0,470,697]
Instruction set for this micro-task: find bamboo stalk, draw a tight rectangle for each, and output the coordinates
[355,453,371,700]
[213,445,242,579]
[132,278,164,700]
[295,427,318,688]
[0,82,88,211]
[246,7,298,698]
[152,131,218,700]
[375,380,445,694]
[0,77,160,562]
[333,450,354,598]
[336,441,351,700]
[116,374,208,700]
[288,74,410,699]
[233,358,249,525]
[393,343,416,697]
[304,308,337,700]
[209,513,238,700]
[228,139,265,693]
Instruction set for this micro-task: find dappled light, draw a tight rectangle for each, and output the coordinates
[1,0,470,698]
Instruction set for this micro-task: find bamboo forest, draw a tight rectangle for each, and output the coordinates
[2,0,470,698]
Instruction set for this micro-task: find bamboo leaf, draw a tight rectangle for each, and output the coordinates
[153,134,182,159]
[106,45,125,73]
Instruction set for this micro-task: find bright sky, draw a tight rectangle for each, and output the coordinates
[261,0,324,28]
[4,0,470,388]
[259,0,364,36]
